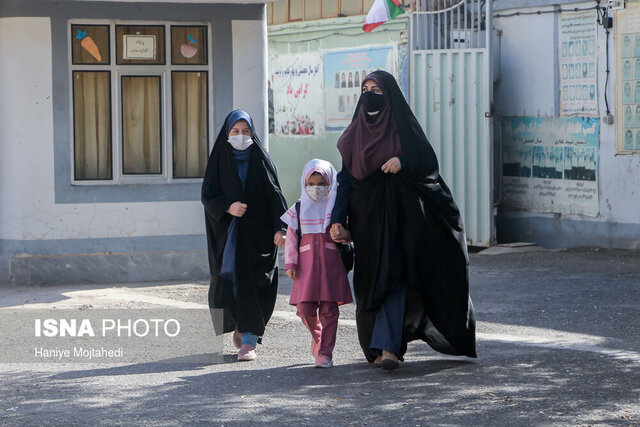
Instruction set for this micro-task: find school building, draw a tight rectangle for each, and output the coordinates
[265,0,408,204]
[269,0,640,250]
[2,0,638,286]
[0,0,273,285]
[490,0,640,248]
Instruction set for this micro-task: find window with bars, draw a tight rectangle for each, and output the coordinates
[267,0,376,25]
[70,22,210,182]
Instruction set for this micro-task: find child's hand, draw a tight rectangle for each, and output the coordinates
[286,269,297,280]
[274,231,286,247]
[330,223,352,243]
[227,202,247,217]
[330,223,342,239]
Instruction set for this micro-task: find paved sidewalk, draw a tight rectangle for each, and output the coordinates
[0,248,638,425]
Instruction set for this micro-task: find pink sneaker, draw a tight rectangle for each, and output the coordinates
[237,344,256,361]
[314,356,333,368]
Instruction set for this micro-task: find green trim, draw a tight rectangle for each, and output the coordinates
[268,14,407,40]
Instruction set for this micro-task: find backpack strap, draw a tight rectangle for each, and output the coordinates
[295,200,301,253]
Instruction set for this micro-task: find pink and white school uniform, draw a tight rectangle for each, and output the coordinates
[281,159,353,366]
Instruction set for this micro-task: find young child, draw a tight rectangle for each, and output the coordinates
[281,159,353,368]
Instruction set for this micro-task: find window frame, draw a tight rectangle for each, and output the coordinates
[71,24,111,65]
[119,74,164,176]
[170,25,209,66]
[71,70,114,181]
[115,24,167,66]
[170,70,210,179]
[68,19,213,185]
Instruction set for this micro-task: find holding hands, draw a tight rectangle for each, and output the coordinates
[274,231,286,247]
[381,157,402,174]
[330,223,352,244]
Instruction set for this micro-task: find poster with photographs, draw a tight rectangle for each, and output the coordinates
[323,45,395,131]
[559,10,598,117]
[615,2,640,153]
[272,53,323,136]
[502,117,599,217]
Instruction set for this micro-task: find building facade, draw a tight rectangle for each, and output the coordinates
[492,0,640,248]
[266,0,408,203]
[0,0,271,285]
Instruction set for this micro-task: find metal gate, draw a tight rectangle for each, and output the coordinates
[409,0,494,247]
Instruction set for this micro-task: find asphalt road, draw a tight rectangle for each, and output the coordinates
[0,247,638,426]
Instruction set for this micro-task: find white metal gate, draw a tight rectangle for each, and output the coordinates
[409,0,494,247]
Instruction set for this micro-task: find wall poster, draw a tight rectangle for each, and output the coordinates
[559,10,598,117]
[272,53,323,136]
[615,2,640,153]
[502,117,599,217]
[322,45,395,131]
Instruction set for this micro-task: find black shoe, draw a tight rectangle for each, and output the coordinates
[381,351,400,371]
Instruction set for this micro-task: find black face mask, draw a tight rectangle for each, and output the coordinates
[360,91,385,113]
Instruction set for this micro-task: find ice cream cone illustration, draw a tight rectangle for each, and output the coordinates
[180,35,198,59]
[76,29,102,62]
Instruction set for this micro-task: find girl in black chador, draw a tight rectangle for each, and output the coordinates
[202,110,287,362]
[330,71,476,370]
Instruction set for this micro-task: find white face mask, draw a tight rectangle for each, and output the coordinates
[306,185,330,202]
[228,134,253,151]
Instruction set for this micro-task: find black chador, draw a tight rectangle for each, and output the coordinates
[332,71,477,361]
[201,110,287,341]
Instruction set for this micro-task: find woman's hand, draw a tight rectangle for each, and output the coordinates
[274,231,286,247]
[381,157,402,174]
[286,269,297,280]
[330,223,352,244]
[227,202,247,217]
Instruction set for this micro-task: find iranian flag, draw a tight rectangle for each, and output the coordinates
[362,0,405,33]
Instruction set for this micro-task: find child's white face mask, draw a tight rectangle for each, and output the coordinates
[306,185,330,202]
[228,134,253,150]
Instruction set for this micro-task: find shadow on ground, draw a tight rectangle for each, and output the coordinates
[1,340,638,425]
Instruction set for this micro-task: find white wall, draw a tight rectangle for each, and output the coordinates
[0,17,205,241]
[495,9,557,116]
[232,15,269,146]
[494,4,640,225]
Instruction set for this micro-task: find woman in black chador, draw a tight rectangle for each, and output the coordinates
[202,110,287,362]
[330,71,476,370]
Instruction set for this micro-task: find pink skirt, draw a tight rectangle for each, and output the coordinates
[289,232,353,306]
